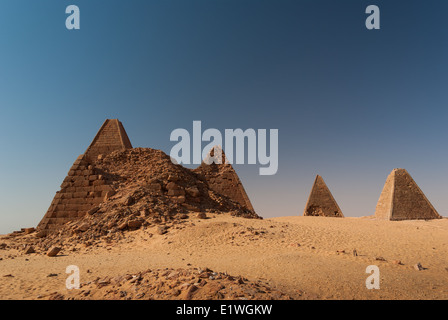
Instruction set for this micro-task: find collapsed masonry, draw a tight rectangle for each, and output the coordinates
[194,146,255,212]
[303,175,344,218]
[37,119,257,235]
[375,168,441,221]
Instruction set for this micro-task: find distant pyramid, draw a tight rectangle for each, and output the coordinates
[37,119,132,235]
[303,175,344,217]
[375,168,441,221]
[194,146,255,212]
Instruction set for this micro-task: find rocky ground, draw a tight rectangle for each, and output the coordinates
[49,267,292,300]
[1,214,447,300]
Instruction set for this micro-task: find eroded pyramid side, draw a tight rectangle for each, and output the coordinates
[194,146,255,213]
[303,175,344,217]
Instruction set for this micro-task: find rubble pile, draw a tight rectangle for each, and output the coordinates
[26,148,259,249]
[49,267,292,300]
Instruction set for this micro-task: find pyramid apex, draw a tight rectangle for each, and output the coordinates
[84,119,132,161]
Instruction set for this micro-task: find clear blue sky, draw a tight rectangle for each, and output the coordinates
[1,0,447,233]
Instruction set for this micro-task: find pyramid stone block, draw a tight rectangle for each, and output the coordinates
[375,168,441,221]
[303,175,344,217]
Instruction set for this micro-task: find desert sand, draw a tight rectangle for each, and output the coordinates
[1,214,447,300]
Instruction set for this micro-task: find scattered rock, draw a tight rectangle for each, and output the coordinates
[414,263,424,271]
[157,226,167,235]
[197,212,207,219]
[118,222,128,230]
[46,246,61,257]
[375,256,386,262]
[48,292,64,300]
[24,228,35,234]
[104,191,115,201]
[176,195,186,204]
[391,260,402,265]
[184,284,198,300]
[127,220,142,230]
[186,187,200,197]
[122,196,135,206]
[35,231,46,238]
[76,223,90,232]
[53,267,292,300]
[88,207,100,215]
[24,246,35,254]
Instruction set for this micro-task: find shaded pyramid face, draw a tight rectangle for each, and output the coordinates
[37,119,133,235]
[375,169,441,221]
[303,175,344,217]
[194,146,255,212]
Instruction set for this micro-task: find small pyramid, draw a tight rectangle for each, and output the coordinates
[194,146,255,212]
[37,119,132,235]
[303,175,344,217]
[375,169,441,221]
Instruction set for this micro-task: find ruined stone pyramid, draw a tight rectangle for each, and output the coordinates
[303,175,344,217]
[37,121,256,235]
[194,146,255,212]
[375,168,441,221]
[37,119,133,235]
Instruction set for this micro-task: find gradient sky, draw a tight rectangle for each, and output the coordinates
[0,0,447,234]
